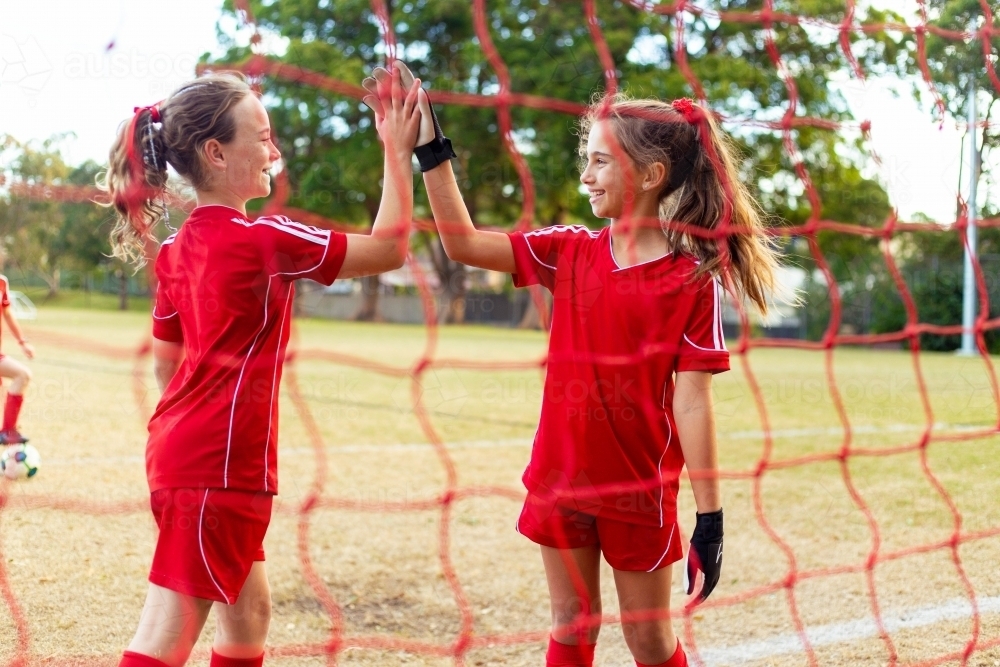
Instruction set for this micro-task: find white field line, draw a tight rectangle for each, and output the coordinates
[689,595,1000,666]
[47,422,992,466]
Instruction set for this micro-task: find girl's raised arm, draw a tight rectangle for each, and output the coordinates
[365,62,515,275]
[422,160,515,275]
[339,68,421,278]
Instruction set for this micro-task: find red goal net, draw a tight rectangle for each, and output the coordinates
[2,1,1000,666]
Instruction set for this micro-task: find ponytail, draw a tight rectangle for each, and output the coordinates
[98,73,252,268]
[102,105,169,267]
[580,94,782,314]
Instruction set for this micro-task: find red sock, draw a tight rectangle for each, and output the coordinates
[636,640,688,667]
[119,651,171,667]
[2,393,23,432]
[546,636,596,667]
[210,650,265,667]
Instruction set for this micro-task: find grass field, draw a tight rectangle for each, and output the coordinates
[3,306,1000,666]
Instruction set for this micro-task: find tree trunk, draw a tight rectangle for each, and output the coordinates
[118,267,128,311]
[428,236,467,324]
[354,274,383,321]
[518,287,551,330]
[440,261,467,324]
[353,204,383,321]
[40,267,60,298]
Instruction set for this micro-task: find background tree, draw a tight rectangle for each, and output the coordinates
[856,1,1000,350]
[0,135,75,297]
[211,0,905,327]
[918,0,999,216]
[0,136,134,308]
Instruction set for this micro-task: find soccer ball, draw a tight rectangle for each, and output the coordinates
[1,444,40,480]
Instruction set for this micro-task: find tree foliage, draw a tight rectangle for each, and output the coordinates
[209,0,901,323]
[0,136,122,300]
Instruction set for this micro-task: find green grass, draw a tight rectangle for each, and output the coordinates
[8,305,1000,665]
[16,286,151,312]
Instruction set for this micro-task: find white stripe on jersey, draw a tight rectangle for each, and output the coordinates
[712,279,721,350]
[525,243,556,271]
[226,278,273,488]
[658,382,674,528]
[716,279,728,351]
[230,216,330,245]
[647,524,676,572]
[264,290,294,489]
[682,278,727,352]
[261,214,331,238]
[278,239,331,279]
[683,333,725,352]
[524,224,599,238]
[524,225,598,270]
[199,490,229,602]
[162,233,178,246]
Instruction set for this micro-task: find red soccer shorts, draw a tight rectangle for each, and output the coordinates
[149,488,273,604]
[517,492,683,572]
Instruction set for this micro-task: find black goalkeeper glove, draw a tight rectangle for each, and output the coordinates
[362,60,456,173]
[684,509,723,602]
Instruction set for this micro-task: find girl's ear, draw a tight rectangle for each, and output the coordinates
[642,162,667,192]
[202,138,226,171]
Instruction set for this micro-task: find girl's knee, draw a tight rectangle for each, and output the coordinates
[622,622,674,663]
[552,600,601,644]
[217,593,271,640]
[17,367,31,385]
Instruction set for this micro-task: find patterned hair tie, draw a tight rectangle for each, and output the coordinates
[671,97,700,124]
[134,104,161,123]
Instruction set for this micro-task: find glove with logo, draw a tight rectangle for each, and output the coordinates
[683,509,723,602]
[361,60,456,172]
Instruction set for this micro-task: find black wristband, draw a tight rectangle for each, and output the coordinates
[414,137,457,173]
[692,509,724,541]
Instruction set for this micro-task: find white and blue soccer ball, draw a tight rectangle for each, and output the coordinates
[1,444,40,480]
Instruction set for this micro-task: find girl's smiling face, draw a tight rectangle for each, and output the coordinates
[209,94,281,202]
[579,119,644,220]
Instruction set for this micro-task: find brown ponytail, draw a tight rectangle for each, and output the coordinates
[99,73,252,267]
[580,94,781,314]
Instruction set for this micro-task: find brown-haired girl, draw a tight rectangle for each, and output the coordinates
[369,76,778,667]
[102,67,422,667]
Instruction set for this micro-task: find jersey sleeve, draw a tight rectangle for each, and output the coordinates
[508,226,586,291]
[151,271,183,344]
[151,247,183,343]
[253,215,348,285]
[676,276,730,374]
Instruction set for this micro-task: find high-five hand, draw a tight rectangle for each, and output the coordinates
[362,60,455,171]
[365,65,421,157]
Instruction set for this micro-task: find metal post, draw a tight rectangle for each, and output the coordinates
[960,76,979,355]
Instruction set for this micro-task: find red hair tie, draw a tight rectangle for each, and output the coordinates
[671,98,700,124]
[134,104,161,123]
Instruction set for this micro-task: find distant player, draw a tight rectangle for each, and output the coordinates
[0,274,35,445]
[366,68,779,667]
[101,68,421,667]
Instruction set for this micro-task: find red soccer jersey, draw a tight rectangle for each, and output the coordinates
[509,225,729,527]
[148,205,347,494]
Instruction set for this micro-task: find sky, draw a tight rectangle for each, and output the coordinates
[0,0,990,223]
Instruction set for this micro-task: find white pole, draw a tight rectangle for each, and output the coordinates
[960,76,979,355]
